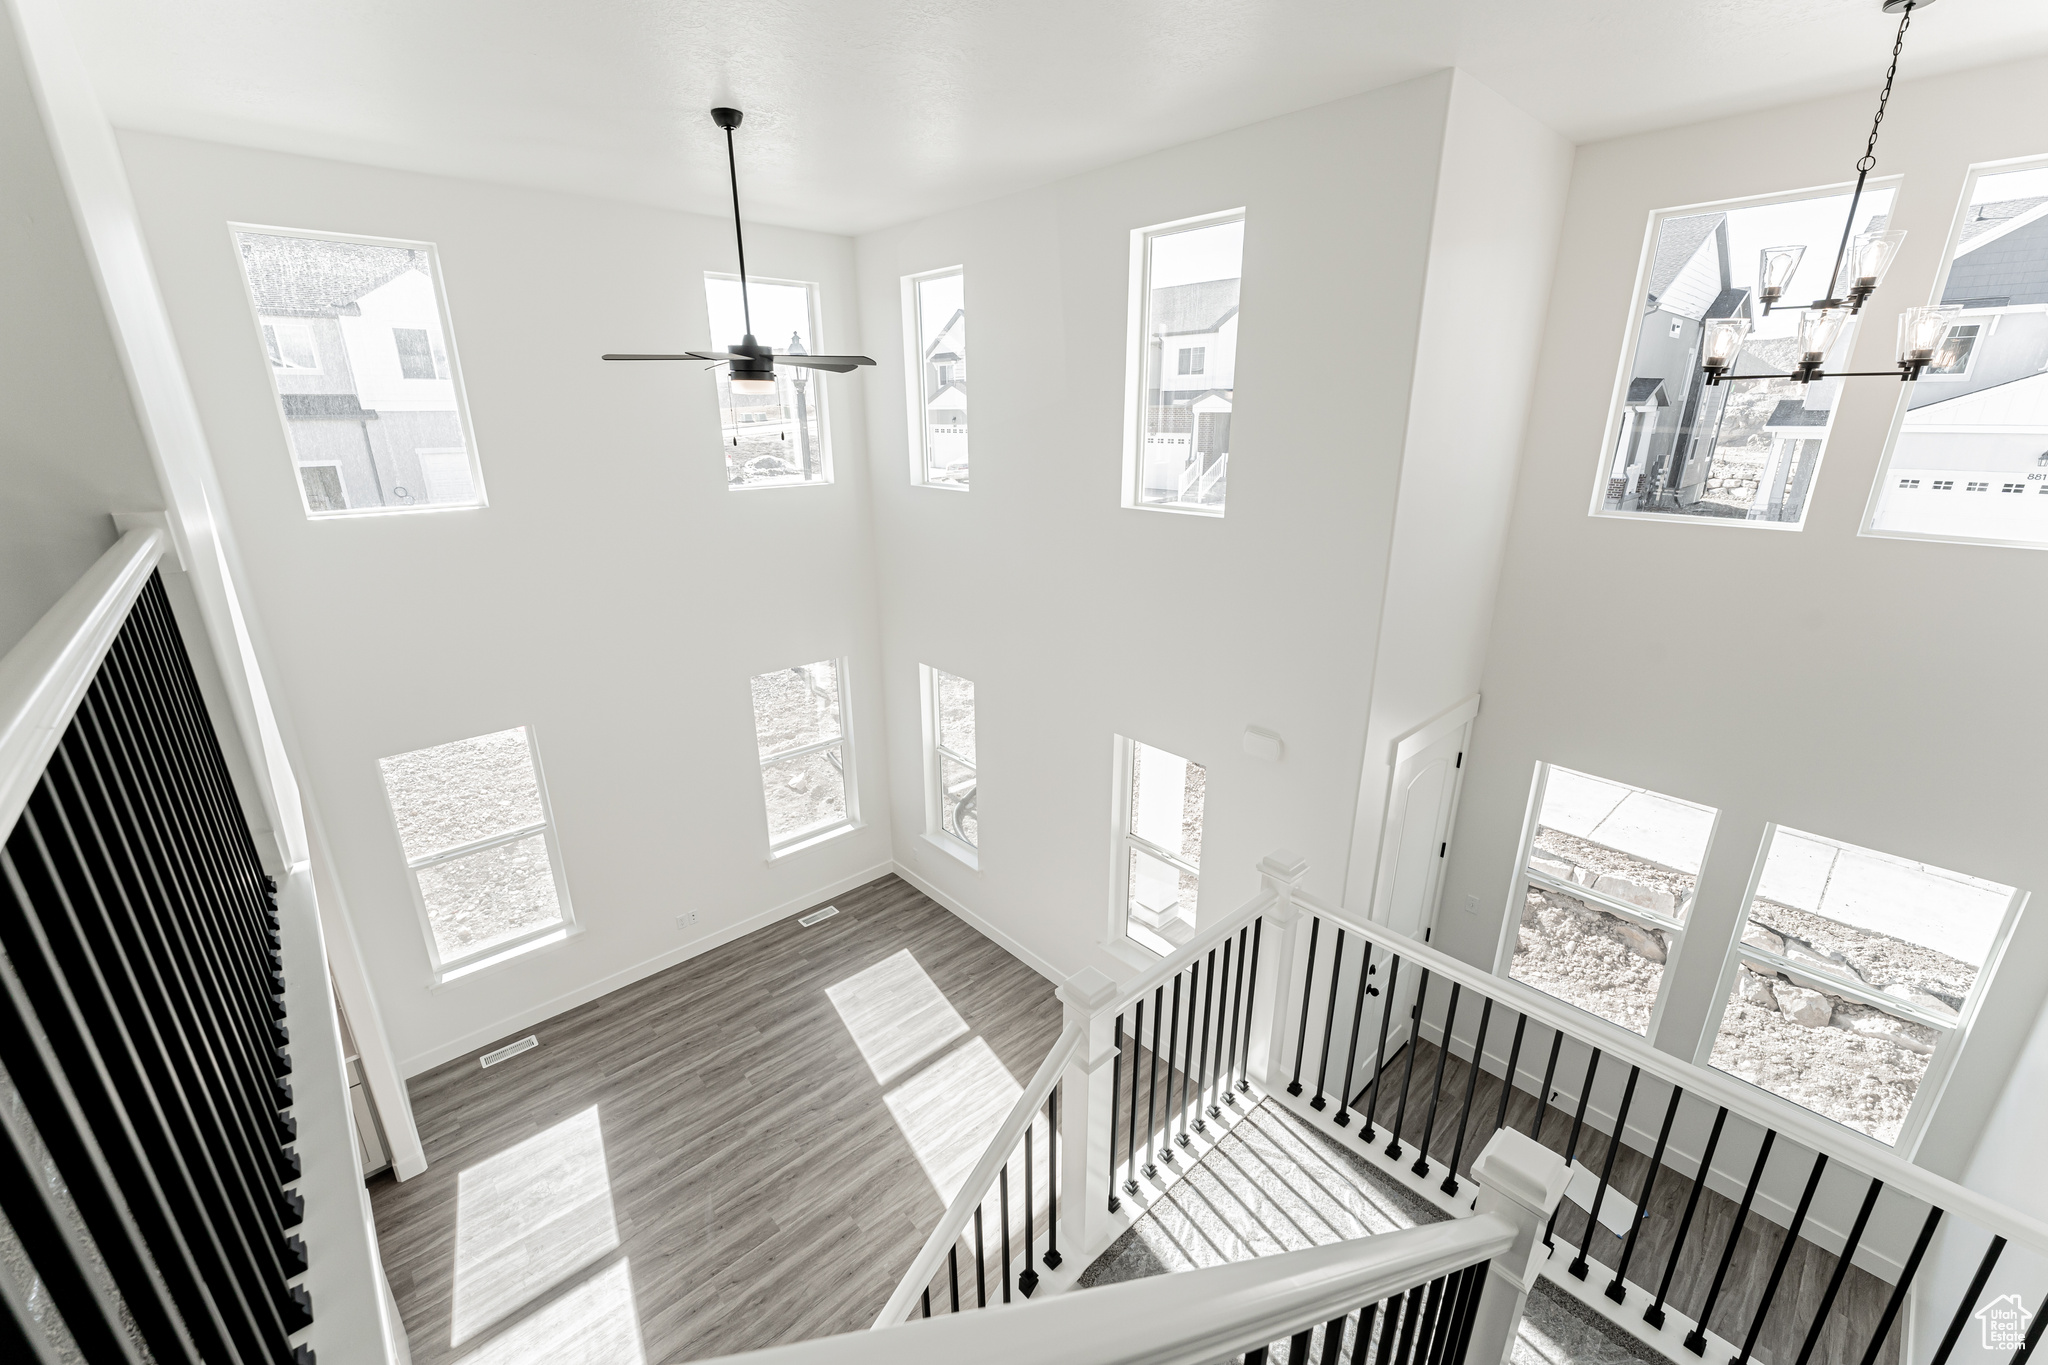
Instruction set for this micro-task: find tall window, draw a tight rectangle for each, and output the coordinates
[705,275,831,489]
[378,727,573,979]
[233,227,484,517]
[1128,212,1244,514]
[921,667,977,861]
[1508,764,1718,1036]
[750,660,855,852]
[1705,826,2022,1146]
[1116,738,1205,955]
[1598,183,1896,526]
[907,268,969,488]
[1866,157,2048,549]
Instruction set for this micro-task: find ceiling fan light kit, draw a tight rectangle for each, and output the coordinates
[602,106,875,391]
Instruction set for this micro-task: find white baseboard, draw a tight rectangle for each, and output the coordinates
[893,859,1064,984]
[399,861,898,1076]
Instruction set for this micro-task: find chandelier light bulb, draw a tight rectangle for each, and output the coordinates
[1797,307,1849,365]
[1898,304,1961,367]
[1842,230,1909,297]
[1757,245,1807,306]
[1702,317,1753,370]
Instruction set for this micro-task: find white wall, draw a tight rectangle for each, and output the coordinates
[853,72,1570,984]
[1428,48,2048,1316]
[119,132,894,1075]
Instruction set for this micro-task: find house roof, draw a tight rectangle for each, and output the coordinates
[238,231,426,314]
[927,382,967,409]
[1646,213,1724,302]
[1765,399,1830,428]
[1704,286,1752,321]
[1149,278,1240,337]
[1903,369,2048,429]
[1626,377,1667,406]
[1941,198,2048,308]
[922,307,965,361]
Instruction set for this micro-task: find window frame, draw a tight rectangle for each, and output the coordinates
[704,271,836,491]
[919,665,978,867]
[752,658,860,858]
[902,265,970,491]
[1590,177,1901,533]
[1692,821,2029,1154]
[1861,154,2048,552]
[1121,207,1246,519]
[1108,734,1205,960]
[229,222,489,521]
[381,725,578,985]
[1495,761,1718,1044]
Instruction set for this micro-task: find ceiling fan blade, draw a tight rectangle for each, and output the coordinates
[776,354,877,372]
[600,352,750,361]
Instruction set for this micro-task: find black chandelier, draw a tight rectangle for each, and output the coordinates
[1700,0,1961,389]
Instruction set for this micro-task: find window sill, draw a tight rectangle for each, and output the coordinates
[728,478,835,493]
[430,925,577,989]
[767,821,862,862]
[1123,500,1225,519]
[307,501,488,521]
[912,480,971,493]
[920,831,979,871]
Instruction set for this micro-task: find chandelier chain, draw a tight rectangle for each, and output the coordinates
[1860,2,1913,173]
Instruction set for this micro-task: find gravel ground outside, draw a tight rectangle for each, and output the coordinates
[752,663,847,843]
[1709,990,1929,1144]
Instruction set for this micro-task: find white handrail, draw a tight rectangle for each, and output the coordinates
[1115,888,1278,1013]
[816,1212,1512,1365]
[1288,888,2048,1258]
[873,1022,1086,1328]
[0,527,165,839]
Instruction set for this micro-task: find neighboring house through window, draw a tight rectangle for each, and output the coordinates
[1115,737,1205,955]
[705,274,832,489]
[1127,211,1244,515]
[905,266,969,487]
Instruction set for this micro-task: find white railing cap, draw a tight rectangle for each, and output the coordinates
[1469,1129,1570,1217]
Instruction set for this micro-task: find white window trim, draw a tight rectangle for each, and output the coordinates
[263,321,322,373]
[1915,318,1991,382]
[1493,761,1716,1047]
[919,665,978,868]
[1589,177,1901,534]
[903,265,970,491]
[1690,822,2030,1156]
[229,222,489,521]
[388,726,578,985]
[1858,155,2048,551]
[705,271,836,491]
[1121,207,1245,519]
[1107,734,1202,964]
[756,659,860,857]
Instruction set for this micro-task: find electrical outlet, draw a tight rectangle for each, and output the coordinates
[676,912,699,930]
[1464,895,1479,916]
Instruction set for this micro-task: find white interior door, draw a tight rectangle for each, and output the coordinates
[1379,726,1467,942]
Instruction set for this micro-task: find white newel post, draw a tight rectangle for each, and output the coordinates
[1053,966,1122,1266]
[1464,1128,1571,1365]
[1252,849,1309,1092]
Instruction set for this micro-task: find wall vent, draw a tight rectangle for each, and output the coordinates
[799,906,839,927]
[480,1035,539,1068]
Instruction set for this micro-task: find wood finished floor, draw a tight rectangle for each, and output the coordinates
[368,874,1063,1365]
[1341,1038,1900,1365]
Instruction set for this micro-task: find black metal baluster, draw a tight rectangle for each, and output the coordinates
[1020,1124,1037,1295]
[1424,1270,1462,1365]
[974,1203,987,1308]
[1494,1013,1527,1135]
[2012,1306,2047,1365]
[1930,1237,2007,1365]
[1288,917,1321,1096]
[921,1287,930,1319]
[1413,983,1461,1176]
[1389,1283,1426,1365]
[1207,940,1232,1118]
[1247,1348,1269,1365]
[1108,1012,1124,1212]
[1386,970,1430,1159]
[1311,929,1347,1110]
[1409,1278,1446,1365]
[1362,956,1401,1142]
[1443,998,1492,1196]
[1733,1152,1829,1364]
[1335,945,1374,1128]
[1608,1084,1682,1304]
[1044,1085,1062,1269]
[1326,1306,1364,1365]
[1289,1328,1314,1363]
[1126,998,1143,1193]
[1854,1208,1941,1365]
[1220,916,1253,1096]
[1530,1029,1563,1140]
[1789,1178,1883,1365]
[1570,1064,1638,1277]
[1164,973,1183,1160]
[1178,961,1200,1148]
[1450,1263,1492,1365]
[948,1244,960,1312]
[1195,947,1218,1131]
[1143,986,1163,1177]
[1647,1105,1728,1330]
[998,1165,1013,1304]
[1684,1129,1777,1355]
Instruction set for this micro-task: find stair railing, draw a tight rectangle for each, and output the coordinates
[1267,873,2048,1365]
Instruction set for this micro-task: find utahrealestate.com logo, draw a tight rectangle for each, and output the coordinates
[1977,1294,2032,1351]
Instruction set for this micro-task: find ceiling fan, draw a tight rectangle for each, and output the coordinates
[602,107,874,393]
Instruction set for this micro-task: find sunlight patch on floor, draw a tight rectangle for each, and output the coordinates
[452,1106,620,1344]
[827,948,970,1084]
[454,1259,645,1365]
[883,1035,1021,1202]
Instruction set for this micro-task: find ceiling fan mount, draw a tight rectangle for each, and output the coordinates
[603,107,875,389]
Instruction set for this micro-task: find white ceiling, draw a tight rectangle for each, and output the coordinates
[68,0,2048,236]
